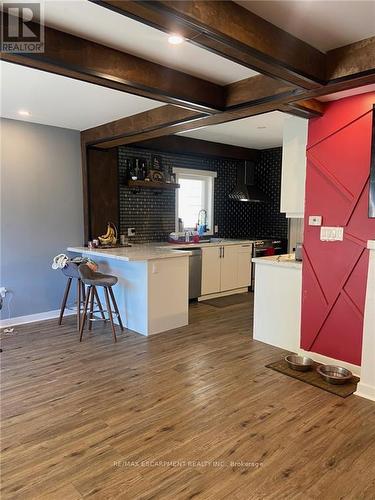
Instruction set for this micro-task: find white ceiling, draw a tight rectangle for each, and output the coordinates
[0,61,163,130]
[236,0,375,52]
[178,111,286,150]
[36,0,257,85]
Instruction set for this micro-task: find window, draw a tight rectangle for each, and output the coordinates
[174,168,216,234]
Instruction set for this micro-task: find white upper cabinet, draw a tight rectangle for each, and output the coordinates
[280,115,308,218]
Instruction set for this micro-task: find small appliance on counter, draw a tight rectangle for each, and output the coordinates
[295,242,303,261]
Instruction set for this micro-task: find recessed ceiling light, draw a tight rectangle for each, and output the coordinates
[257,126,267,129]
[168,34,184,45]
[18,110,31,117]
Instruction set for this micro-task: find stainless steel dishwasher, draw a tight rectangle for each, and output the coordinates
[179,248,202,299]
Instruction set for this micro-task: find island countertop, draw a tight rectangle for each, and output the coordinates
[67,244,192,262]
[252,253,302,270]
[68,239,255,262]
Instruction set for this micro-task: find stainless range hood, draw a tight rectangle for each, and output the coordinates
[229,161,269,203]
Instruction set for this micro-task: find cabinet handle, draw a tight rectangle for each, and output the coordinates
[222,246,225,258]
[241,244,251,247]
[220,247,222,258]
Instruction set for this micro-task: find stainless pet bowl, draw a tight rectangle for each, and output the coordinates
[317,365,353,385]
[285,355,314,372]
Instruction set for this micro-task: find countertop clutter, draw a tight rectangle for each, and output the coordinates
[68,239,254,262]
[252,253,302,269]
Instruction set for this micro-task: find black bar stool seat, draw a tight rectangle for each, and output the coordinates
[78,264,124,343]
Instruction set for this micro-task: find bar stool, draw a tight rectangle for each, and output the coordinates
[58,261,105,330]
[78,263,124,343]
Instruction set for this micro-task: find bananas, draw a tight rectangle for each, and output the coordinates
[98,222,118,246]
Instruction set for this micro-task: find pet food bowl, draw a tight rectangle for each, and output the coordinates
[285,355,314,372]
[316,365,353,385]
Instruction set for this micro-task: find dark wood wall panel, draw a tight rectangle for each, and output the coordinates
[87,148,119,240]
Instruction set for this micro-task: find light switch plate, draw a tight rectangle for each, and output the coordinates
[128,227,136,236]
[320,226,344,242]
[309,215,322,226]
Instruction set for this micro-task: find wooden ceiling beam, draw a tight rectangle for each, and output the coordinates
[280,99,326,119]
[82,71,375,150]
[326,36,375,82]
[130,135,259,161]
[0,14,225,113]
[81,105,204,146]
[97,0,326,89]
[225,75,300,109]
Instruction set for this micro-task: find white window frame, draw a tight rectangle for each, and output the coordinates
[173,167,217,235]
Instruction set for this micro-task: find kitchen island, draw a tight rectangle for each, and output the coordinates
[252,254,302,351]
[68,245,191,336]
[69,239,254,336]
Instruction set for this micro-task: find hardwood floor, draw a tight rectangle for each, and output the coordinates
[1,294,375,499]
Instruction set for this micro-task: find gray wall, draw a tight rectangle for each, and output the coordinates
[0,118,84,319]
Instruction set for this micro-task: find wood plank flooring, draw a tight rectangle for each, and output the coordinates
[1,294,375,499]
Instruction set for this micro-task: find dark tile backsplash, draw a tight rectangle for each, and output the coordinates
[118,146,288,243]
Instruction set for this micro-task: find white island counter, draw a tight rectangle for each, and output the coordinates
[68,244,191,336]
[252,254,302,352]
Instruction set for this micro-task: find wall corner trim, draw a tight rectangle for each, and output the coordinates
[0,309,75,329]
[298,348,361,377]
[355,382,375,402]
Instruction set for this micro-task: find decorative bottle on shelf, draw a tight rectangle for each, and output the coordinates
[140,159,147,180]
[134,159,141,180]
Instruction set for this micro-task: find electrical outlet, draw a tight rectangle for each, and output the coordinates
[309,215,322,226]
[128,228,136,237]
[214,225,219,233]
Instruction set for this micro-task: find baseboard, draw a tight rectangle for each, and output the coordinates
[0,309,75,328]
[355,382,375,402]
[198,287,248,301]
[298,348,361,377]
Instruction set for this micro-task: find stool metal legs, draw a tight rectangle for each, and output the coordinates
[79,285,124,343]
[59,277,87,329]
[104,287,117,343]
[58,277,72,325]
[108,287,124,331]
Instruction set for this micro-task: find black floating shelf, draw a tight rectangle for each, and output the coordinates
[125,180,180,190]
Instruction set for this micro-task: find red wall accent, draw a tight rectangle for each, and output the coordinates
[301,92,375,366]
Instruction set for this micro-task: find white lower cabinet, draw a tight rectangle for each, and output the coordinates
[201,244,252,297]
[220,245,239,291]
[201,246,221,295]
[237,244,252,288]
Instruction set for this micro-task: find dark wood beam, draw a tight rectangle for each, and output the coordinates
[280,99,326,119]
[130,134,259,161]
[89,93,296,149]
[97,0,326,89]
[83,72,375,149]
[81,105,204,146]
[327,36,375,82]
[225,74,299,109]
[1,14,225,113]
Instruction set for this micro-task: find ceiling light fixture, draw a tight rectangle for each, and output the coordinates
[168,33,184,45]
[256,126,267,129]
[18,110,31,117]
